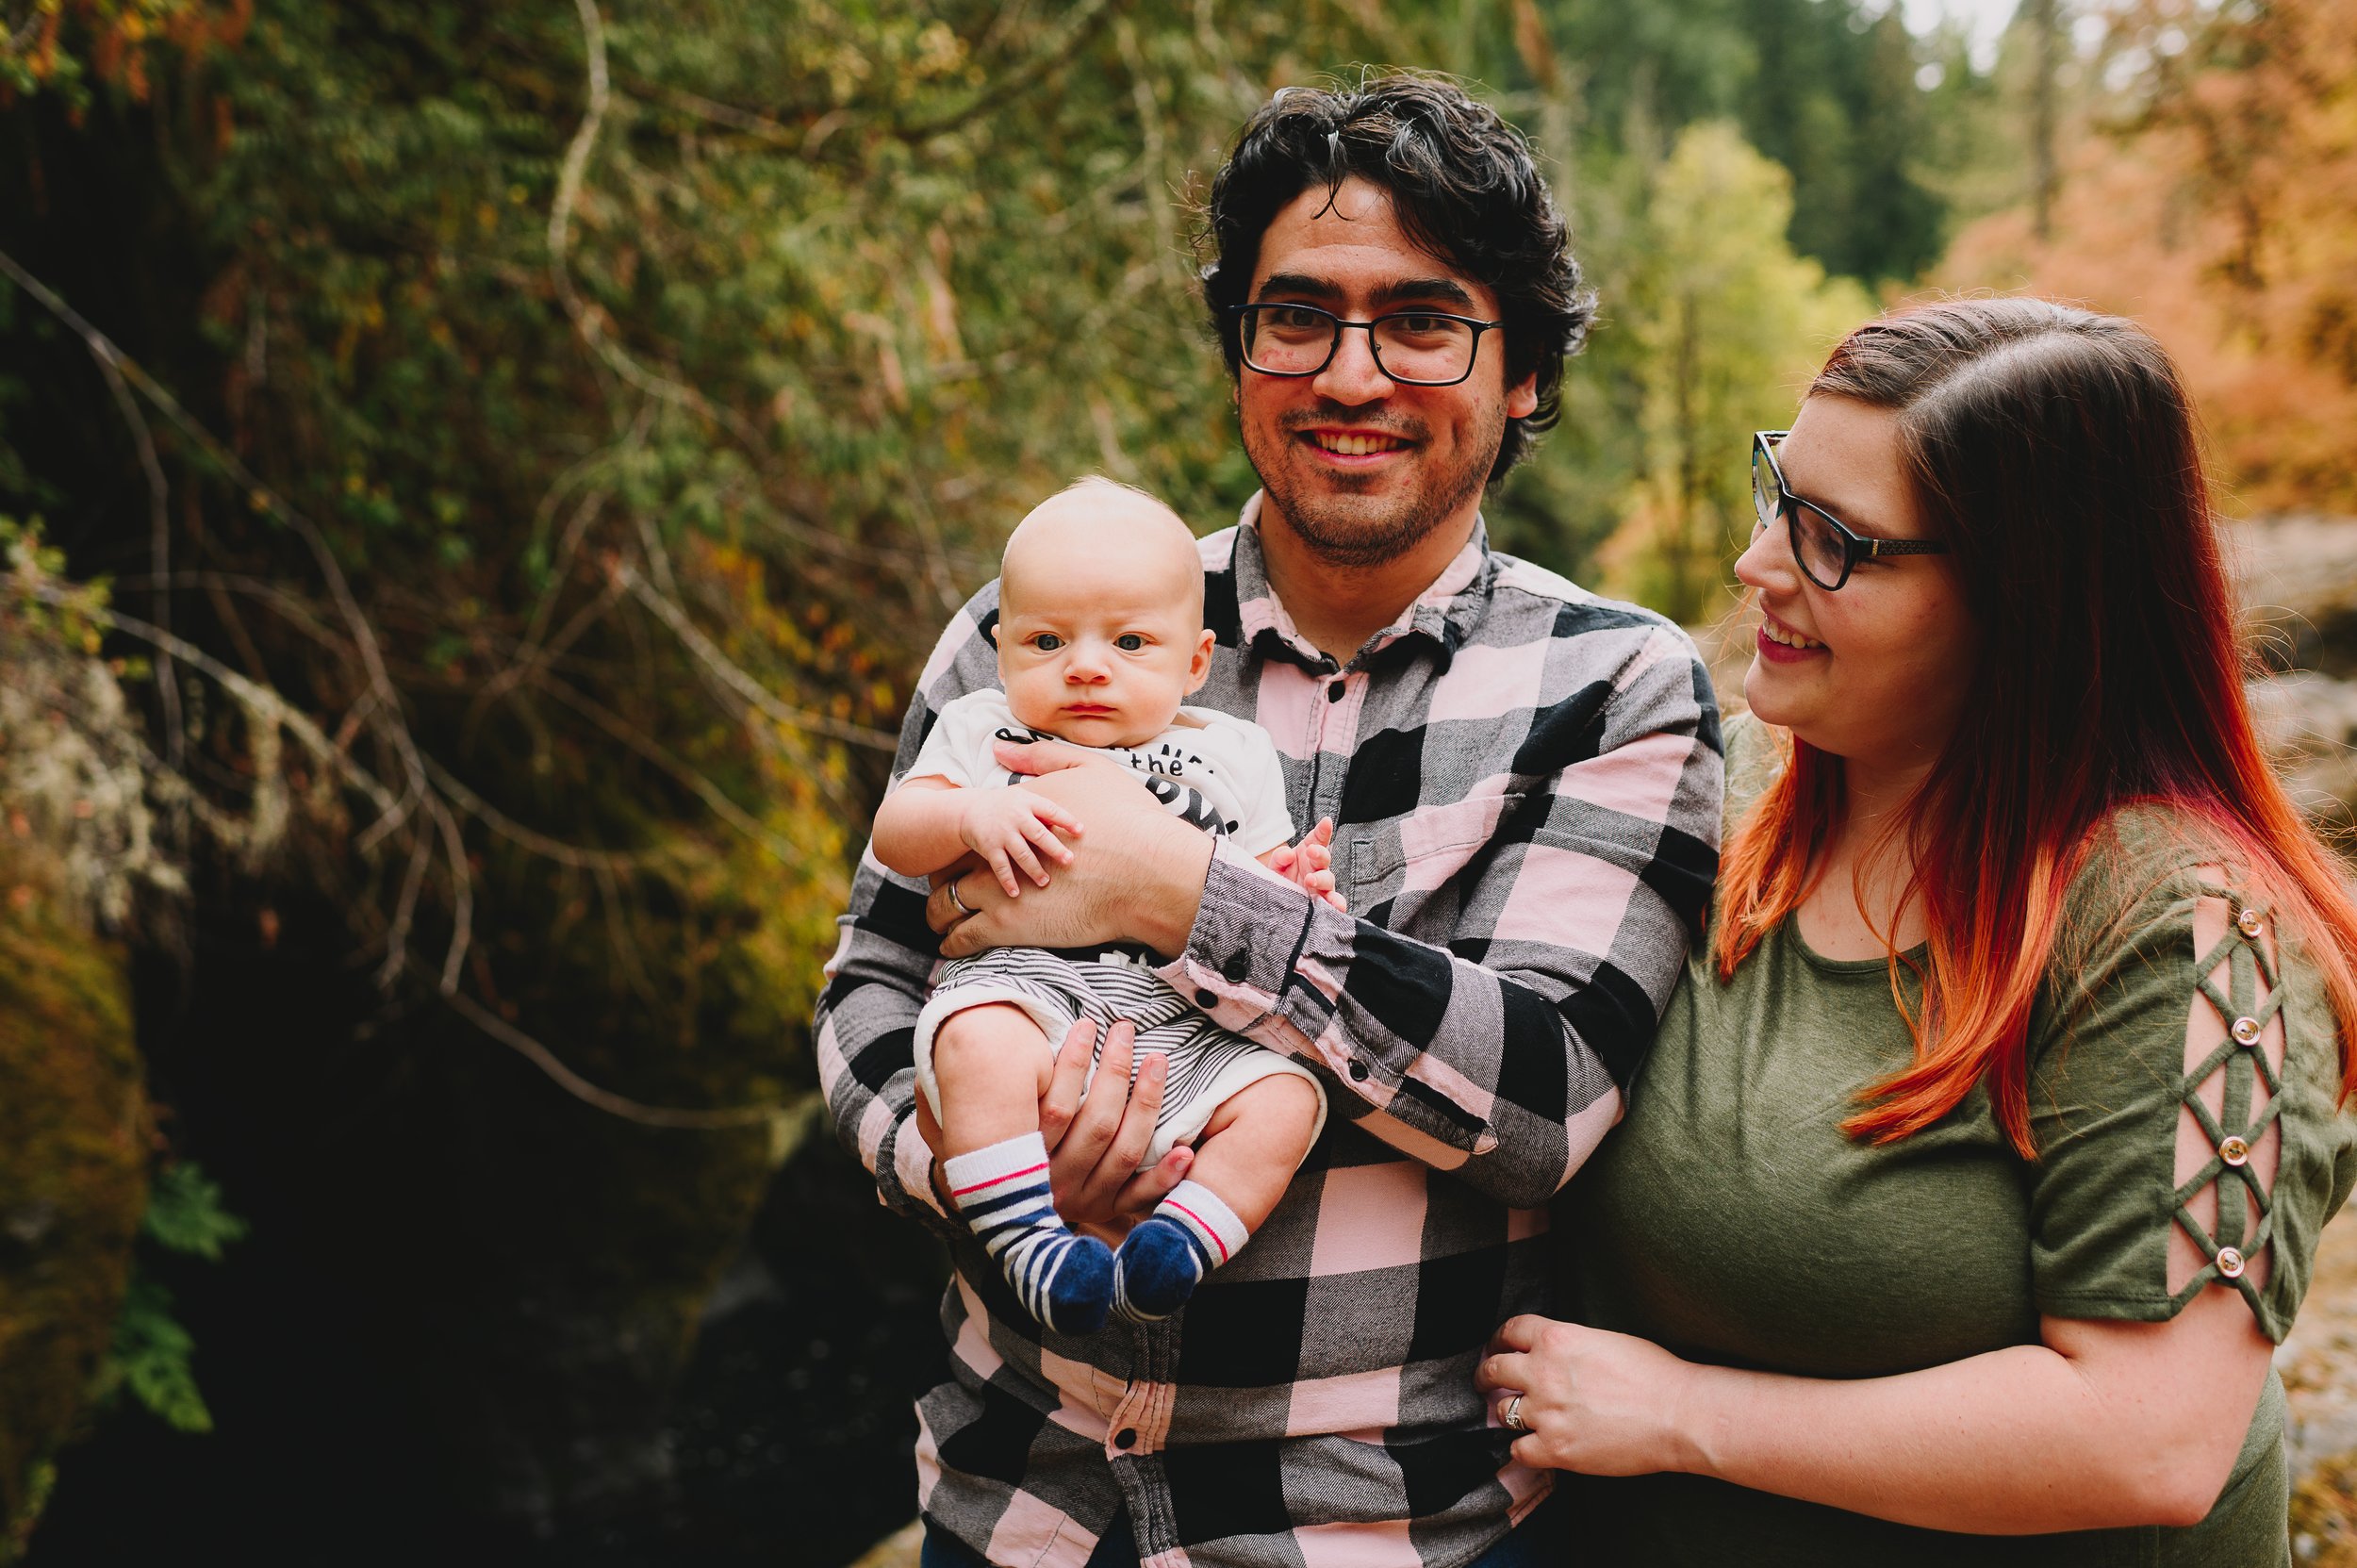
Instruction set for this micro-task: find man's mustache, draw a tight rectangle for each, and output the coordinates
[1277,407,1428,442]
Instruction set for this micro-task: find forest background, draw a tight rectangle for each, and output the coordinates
[3,0,2353,1563]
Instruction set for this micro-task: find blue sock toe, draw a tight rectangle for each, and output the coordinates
[1114,1217,1206,1321]
[1043,1235,1114,1335]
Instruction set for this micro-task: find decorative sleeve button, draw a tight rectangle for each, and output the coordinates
[2217,1246,2247,1279]
[2232,1015,2265,1047]
[2237,908,2266,940]
[2220,1135,2251,1167]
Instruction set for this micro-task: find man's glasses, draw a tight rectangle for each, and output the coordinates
[1751,430,1950,591]
[1228,303,1503,388]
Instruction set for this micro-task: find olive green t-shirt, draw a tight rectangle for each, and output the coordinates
[1565,714,2357,1566]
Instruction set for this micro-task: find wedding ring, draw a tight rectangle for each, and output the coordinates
[946,879,977,918]
[1501,1394,1527,1432]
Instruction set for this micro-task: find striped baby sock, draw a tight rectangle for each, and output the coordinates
[944,1131,1113,1335]
[1112,1180,1249,1323]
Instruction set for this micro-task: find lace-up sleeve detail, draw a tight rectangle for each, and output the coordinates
[2027,829,2357,1344]
[2166,887,2288,1329]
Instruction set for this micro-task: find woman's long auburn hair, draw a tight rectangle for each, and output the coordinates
[1713,298,2357,1156]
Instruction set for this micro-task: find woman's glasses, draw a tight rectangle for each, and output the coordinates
[1751,430,1950,591]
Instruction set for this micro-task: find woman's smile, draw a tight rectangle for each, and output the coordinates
[1755,611,1826,662]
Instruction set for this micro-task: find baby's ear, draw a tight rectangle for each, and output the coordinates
[1185,627,1215,693]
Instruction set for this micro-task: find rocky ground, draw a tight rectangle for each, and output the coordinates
[2289,1211,2357,1561]
[2254,515,2357,1561]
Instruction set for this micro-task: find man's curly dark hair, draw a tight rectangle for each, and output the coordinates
[1198,74,1594,483]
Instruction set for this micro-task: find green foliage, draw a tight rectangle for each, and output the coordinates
[95,1276,213,1434]
[0,0,213,106]
[140,1162,250,1262]
[1595,123,1873,622]
[0,515,108,654]
[3,1458,54,1568]
[89,1163,246,1435]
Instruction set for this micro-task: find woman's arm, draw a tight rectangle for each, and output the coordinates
[1481,1292,2270,1533]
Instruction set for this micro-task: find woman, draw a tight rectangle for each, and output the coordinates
[1478,298,2357,1563]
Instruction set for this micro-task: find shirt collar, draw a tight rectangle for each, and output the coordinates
[1228,490,1497,672]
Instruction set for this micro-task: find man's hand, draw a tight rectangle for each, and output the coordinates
[917,1016,1193,1242]
[1038,1017,1193,1242]
[926,744,1213,957]
[957,785,1082,898]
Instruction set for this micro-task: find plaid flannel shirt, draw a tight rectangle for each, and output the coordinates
[816,496,1722,1568]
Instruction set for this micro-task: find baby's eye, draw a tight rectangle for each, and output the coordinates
[1032,633,1063,652]
[1113,634,1146,652]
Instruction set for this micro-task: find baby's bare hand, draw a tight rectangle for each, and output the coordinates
[1285,819,1347,913]
[958,786,1082,897]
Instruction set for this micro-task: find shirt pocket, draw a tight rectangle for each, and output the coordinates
[1345,791,1526,920]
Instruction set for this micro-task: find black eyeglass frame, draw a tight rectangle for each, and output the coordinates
[1226,302,1506,388]
[1751,429,1951,591]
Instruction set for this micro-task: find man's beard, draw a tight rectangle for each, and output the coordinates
[1245,404,1505,569]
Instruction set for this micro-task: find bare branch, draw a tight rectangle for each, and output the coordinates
[612,561,898,751]
[445,986,799,1131]
[91,348,184,774]
[377,832,433,989]
[30,586,402,824]
[0,243,434,847]
[420,755,665,872]
[898,0,1126,140]
[528,668,801,861]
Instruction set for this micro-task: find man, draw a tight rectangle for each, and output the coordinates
[816,74,1722,1568]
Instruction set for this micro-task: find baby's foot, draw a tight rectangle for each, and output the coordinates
[1112,1216,1206,1323]
[1112,1180,1249,1323]
[1031,1232,1115,1335]
[945,1132,1114,1335]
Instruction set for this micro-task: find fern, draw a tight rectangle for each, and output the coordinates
[140,1164,250,1263]
[91,1163,247,1433]
[99,1277,213,1435]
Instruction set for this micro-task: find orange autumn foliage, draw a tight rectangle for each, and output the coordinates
[1938,0,2357,512]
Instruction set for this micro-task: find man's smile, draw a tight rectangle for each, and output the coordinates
[1304,428,1411,457]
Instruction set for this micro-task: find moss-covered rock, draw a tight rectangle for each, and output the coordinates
[0,839,146,1560]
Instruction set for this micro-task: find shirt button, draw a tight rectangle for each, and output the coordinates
[1327,682,1346,703]
[1222,951,1251,982]
[2232,1015,2264,1047]
[2220,1135,2251,1167]
[2217,1246,2247,1279]
[1195,989,1218,1009]
[1114,1428,1137,1449]
[1347,1061,1369,1081]
[2237,908,2266,940]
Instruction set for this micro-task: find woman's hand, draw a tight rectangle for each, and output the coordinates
[1477,1315,1702,1477]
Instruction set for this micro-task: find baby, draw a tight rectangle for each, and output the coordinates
[873,477,1338,1335]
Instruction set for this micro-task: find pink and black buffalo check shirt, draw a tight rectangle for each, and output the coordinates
[816,496,1722,1568]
